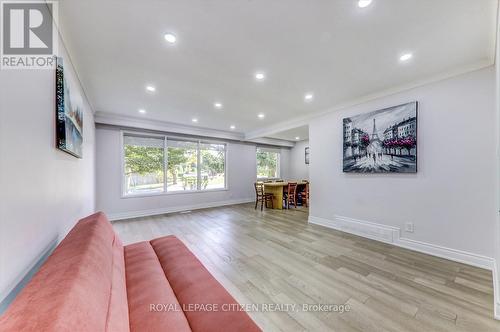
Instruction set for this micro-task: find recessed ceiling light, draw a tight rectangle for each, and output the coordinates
[191,118,198,123]
[295,136,300,140]
[138,109,146,114]
[304,93,314,101]
[257,113,265,119]
[164,33,177,44]
[358,0,372,8]
[399,53,413,62]
[146,85,156,92]
[230,125,236,130]
[214,102,223,109]
[255,72,265,81]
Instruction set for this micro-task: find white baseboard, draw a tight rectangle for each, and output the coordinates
[108,198,255,221]
[308,215,494,271]
[310,215,400,244]
[493,260,500,320]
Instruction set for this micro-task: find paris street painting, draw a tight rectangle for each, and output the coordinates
[343,102,417,173]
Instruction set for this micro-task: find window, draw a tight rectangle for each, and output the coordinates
[256,147,280,179]
[200,143,226,190]
[122,133,227,196]
[167,140,198,192]
[123,135,165,195]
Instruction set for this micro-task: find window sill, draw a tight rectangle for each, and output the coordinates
[121,188,229,199]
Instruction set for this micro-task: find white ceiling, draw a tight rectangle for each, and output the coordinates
[268,125,309,142]
[59,0,498,139]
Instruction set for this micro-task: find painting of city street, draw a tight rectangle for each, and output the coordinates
[343,102,417,173]
[56,57,83,158]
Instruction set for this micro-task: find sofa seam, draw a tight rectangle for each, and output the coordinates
[149,239,194,331]
[104,235,117,332]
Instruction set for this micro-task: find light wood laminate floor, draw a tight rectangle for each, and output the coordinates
[113,203,499,332]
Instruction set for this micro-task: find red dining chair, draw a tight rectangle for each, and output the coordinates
[283,182,298,209]
[299,182,309,207]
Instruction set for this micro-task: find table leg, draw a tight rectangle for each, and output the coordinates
[266,186,283,210]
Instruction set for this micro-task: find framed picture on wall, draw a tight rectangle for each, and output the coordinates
[56,57,83,158]
[342,101,417,173]
[305,147,310,165]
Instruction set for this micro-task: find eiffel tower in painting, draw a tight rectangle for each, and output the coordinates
[371,118,381,143]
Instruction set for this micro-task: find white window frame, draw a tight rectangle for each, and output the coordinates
[256,147,281,180]
[121,131,228,198]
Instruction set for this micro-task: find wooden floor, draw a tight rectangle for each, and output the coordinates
[113,203,499,332]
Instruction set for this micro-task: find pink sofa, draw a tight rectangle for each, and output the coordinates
[0,212,261,332]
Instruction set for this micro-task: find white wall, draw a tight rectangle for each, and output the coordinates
[0,45,96,301]
[494,5,500,318]
[96,126,266,220]
[309,67,497,260]
[279,148,291,179]
[289,140,310,180]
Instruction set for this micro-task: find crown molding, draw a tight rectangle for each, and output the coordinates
[247,137,295,148]
[95,111,245,140]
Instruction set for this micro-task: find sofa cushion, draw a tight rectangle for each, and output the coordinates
[150,235,261,332]
[0,212,130,332]
[124,241,191,332]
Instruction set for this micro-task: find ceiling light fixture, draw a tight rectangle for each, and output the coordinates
[138,109,146,114]
[257,113,265,119]
[146,85,156,92]
[164,33,177,44]
[399,53,413,62]
[295,136,300,140]
[192,118,198,123]
[255,72,265,81]
[304,93,314,101]
[358,0,372,8]
[214,102,223,109]
[230,125,236,130]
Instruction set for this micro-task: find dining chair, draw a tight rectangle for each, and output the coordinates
[254,182,274,211]
[282,183,289,206]
[299,182,309,207]
[283,182,298,209]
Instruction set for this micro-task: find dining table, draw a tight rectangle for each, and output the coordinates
[263,180,308,210]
